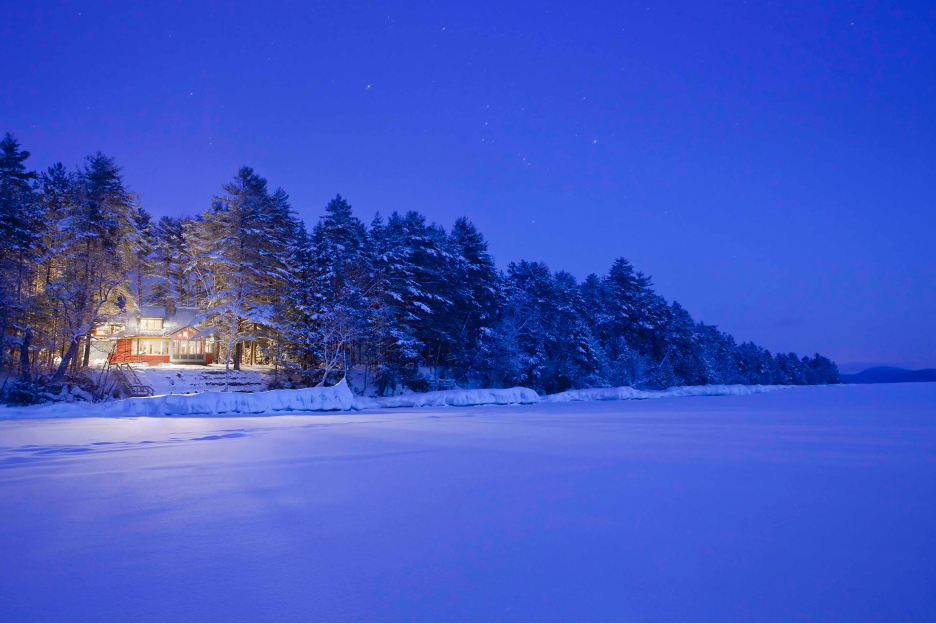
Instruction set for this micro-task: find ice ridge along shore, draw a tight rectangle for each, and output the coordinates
[0,381,797,419]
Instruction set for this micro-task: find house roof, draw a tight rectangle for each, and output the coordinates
[107,305,211,339]
[139,305,167,319]
[167,307,202,329]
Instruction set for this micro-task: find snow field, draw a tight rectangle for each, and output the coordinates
[0,383,933,621]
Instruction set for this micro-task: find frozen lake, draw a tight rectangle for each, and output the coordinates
[1,383,934,621]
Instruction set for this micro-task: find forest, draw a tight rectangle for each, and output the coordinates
[0,133,839,402]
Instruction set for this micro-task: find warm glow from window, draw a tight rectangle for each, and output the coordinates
[138,339,167,355]
[140,318,163,331]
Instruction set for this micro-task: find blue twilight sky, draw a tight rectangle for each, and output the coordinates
[2,1,934,370]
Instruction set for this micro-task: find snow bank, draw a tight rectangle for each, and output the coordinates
[0,381,794,420]
[357,386,541,409]
[356,383,792,412]
[100,378,355,416]
[0,379,355,419]
[546,384,790,402]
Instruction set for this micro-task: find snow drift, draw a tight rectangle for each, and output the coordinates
[546,384,789,402]
[349,384,790,411]
[0,378,356,419]
[101,378,356,416]
[356,386,541,409]
[1,381,797,420]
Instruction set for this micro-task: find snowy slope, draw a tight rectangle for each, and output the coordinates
[131,363,272,395]
[0,383,933,621]
[98,379,356,416]
[1,378,354,418]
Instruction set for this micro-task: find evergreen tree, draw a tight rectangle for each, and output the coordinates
[49,152,141,380]
[153,216,187,305]
[307,195,372,383]
[128,206,157,308]
[447,217,503,383]
[0,133,41,371]
[200,167,297,382]
[0,131,844,402]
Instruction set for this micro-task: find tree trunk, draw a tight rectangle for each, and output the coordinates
[0,318,6,373]
[52,338,81,383]
[20,327,32,383]
[82,333,92,367]
[234,342,242,371]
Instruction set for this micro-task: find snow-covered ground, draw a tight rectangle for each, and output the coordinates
[131,363,273,395]
[1,383,934,621]
[2,379,356,418]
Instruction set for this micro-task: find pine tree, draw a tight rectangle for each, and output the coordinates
[306,195,372,384]
[199,167,297,384]
[447,217,503,382]
[153,216,187,305]
[128,206,157,308]
[49,152,141,380]
[0,133,41,372]
[368,212,423,392]
[282,224,319,373]
[0,132,848,401]
[654,301,703,388]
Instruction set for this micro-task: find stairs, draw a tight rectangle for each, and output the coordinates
[96,350,154,399]
[113,364,155,397]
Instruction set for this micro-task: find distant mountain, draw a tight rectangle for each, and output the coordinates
[837,361,900,374]
[841,366,936,384]
[890,369,936,383]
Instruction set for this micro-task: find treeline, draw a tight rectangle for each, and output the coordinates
[0,133,839,398]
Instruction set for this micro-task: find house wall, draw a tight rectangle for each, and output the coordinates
[110,338,132,362]
[110,337,214,365]
[110,338,170,364]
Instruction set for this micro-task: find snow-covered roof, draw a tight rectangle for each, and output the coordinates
[139,305,167,319]
[167,307,202,330]
[109,305,210,338]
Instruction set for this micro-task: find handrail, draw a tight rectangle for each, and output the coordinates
[96,361,154,399]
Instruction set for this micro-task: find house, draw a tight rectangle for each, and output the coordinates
[98,305,215,365]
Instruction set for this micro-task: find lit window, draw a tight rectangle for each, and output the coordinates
[140,318,163,331]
